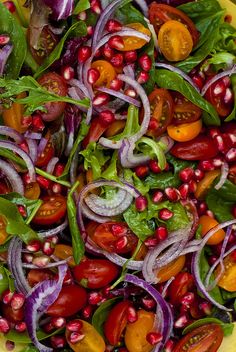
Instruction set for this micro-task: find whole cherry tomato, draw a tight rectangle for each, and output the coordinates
[170,135,218,160]
[73,259,119,289]
[47,285,87,317]
[169,272,194,305]
[27,269,55,287]
[217,253,236,292]
[1,304,24,323]
[32,194,67,226]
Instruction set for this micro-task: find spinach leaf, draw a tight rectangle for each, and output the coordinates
[221,288,236,301]
[206,188,234,223]
[73,0,90,14]
[178,0,222,18]
[214,179,236,202]
[155,69,220,126]
[92,297,121,337]
[0,2,27,79]
[0,265,13,294]
[6,328,63,344]
[34,21,87,79]
[183,318,234,337]
[226,74,236,121]
[116,2,145,25]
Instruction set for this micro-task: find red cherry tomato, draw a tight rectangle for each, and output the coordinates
[32,194,67,226]
[82,117,108,148]
[104,300,132,345]
[2,304,24,323]
[172,92,202,125]
[229,163,236,184]
[169,272,194,305]
[27,269,55,287]
[0,181,11,194]
[37,72,68,121]
[170,135,218,160]
[47,285,87,317]
[36,138,54,167]
[73,259,119,289]
[173,323,223,352]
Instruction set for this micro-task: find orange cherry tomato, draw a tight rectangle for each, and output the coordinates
[199,215,225,245]
[2,93,27,133]
[157,255,186,283]
[119,23,151,51]
[172,93,202,125]
[91,60,116,88]
[158,20,193,62]
[32,194,67,226]
[194,170,221,199]
[133,243,148,261]
[167,119,202,142]
[0,216,8,245]
[24,182,41,200]
[104,120,126,137]
[216,253,236,292]
[54,244,76,267]
[173,323,223,352]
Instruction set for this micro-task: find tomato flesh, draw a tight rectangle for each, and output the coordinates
[205,78,233,118]
[82,117,108,148]
[169,272,194,305]
[36,138,54,167]
[29,26,58,65]
[32,194,67,226]
[172,93,202,125]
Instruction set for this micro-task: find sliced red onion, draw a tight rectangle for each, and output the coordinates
[191,219,236,311]
[24,131,42,140]
[123,64,135,80]
[119,138,150,168]
[181,199,199,240]
[42,0,74,20]
[69,79,93,122]
[69,78,92,99]
[25,264,67,352]
[0,126,23,144]
[0,140,36,182]
[155,63,200,93]
[38,218,68,238]
[144,18,159,51]
[201,64,236,96]
[134,0,148,17]
[26,138,38,164]
[97,87,141,108]
[215,162,229,190]
[0,159,24,195]
[158,135,174,153]
[161,277,175,298]
[82,201,111,223]
[37,137,48,157]
[46,157,59,174]
[22,258,69,269]
[0,44,13,76]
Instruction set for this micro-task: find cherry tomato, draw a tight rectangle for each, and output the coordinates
[82,117,108,148]
[27,269,55,287]
[172,93,202,125]
[199,215,225,245]
[1,304,24,323]
[32,194,67,226]
[54,244,76,267]
[0,216,8,245]
[47,285,87,317]
[24,182,41,200]
[217,253,236,292]
[149,3,199,46]
[0,181,10,194]
[28,26,58,65]
[36,138,54,167]
[169,272,194,305]
[104,120,126,137]
[229,163,236,184]
[37,72,68,121]
[125,309,155,352]
[170,135,218,160]
[205,78,233,118]
[91,60,116,88]
[73,259,119,289]
[104,300,131,345]
[173,323,223,352]
[119,23,151,51]
[195,170,221,199]
[157,255,186,283]
[167,119,202,142]
[2,93,28,133]
[88,221,138,254]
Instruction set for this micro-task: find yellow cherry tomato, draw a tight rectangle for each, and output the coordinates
[199,215,225,245]
[119,23,151,51]
[167,119,202,142]
[0,216,8,245]
[157,255,186,283]
[2,93,28,133]
[216,253,236,292]
[24,182,41,200]
[54,244,76,267]
[158,20,193,61]
[194,170,221,199]
[91,60,116,88]
[104,120,126,137]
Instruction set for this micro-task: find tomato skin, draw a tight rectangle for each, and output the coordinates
[195,170,221,199]
[2,93,28,133]
[1,304,24,323]
[104,300,131,345]
[27,269,55,287]
[173,324,223,352]
[170,135,218,160]
[167,119,202,142]
[32,194,67,226]
[169,272,194,305]
[47,285,87,317]
[217,253,236,292]
[82,117,108,148]
[172,93,202,125]
[229,163,236,184]
[91,60,116,88]
[157,255,186,283]
[199,215,225,245]
[73,259,119,289]
[24,182,41,200]
[205,79,233,118]
[38,72,68,121]
[36,138,54,167]
[119,23,151,51]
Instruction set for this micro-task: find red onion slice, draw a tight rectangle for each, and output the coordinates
[23,258,69,269]
[24,131,42,140]
[201,64,236,96]
[134,0,148,17]
[214,161,229,190]
[0,126,24,144]
[26,138,38,164]
[0,159,24,195]
[97,87,141,107]
[119,138,150,168]
[46,157,59,174]
[38,218,68,238]
[123,64,135,79]
[37,137,48,157]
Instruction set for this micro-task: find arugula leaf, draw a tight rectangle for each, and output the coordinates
[111,105,140,141]
[80,142,110,180]
[34,21,87,79]
[73,0,90,14]
[206,188,234,223]
[155,69,220,126]
[0,2,27,79]
[101,151,119,182]
[183,317,234,337]
[221,288,236,301]
[226,74,236,121]
[136,137,167,170]
[202,52,235,72]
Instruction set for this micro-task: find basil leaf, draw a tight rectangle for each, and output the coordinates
[0,2,27,79]
[225,74,236,121]
[183,318,234,337]
[206,188,234,223]
[6,328,63,344]
[155,69,220,126]
[73,0,90,14]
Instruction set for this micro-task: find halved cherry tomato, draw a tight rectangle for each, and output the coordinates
[54,244,76,267]
[36,138,54,167]
[104,300,131,345]
[229,163,236,184]
[27,269,55,287]
[172,93,202,125]
[158,20,193,62]
[149,3,199,46]
[1,304,24,323]
[91,60,116,88]
[24,182,41,200]
[82,117,108,148]
[170,135,218,160]
[194,170,221,199]
[167,119,202,142]
[2,93,27,133]
[199,215,225,245]
[205,78,233,118]
[216,253,236,292]
[47,285,87,317]
[0,181,10,194]
[32,194,67,226]
[119,23,151,51]
[173,323,223,352]
[0,216,8,245]
[88,221,138,254]
[104,120,126,137]
[169,272,194,305]
[157,255,186,283]
[37,72,68,121]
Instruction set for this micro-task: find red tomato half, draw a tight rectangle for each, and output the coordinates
[36,138,54,167]
[169,272,194,305]
[205,78,233,118]
[32,194,67,226]
[172,92,202,125]
[82,117,108,148]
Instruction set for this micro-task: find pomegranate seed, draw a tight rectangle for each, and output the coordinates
[212,157,223,168]
[31,114,45,132]
[199,301,212,315]
[115,236,128,251]
[61,66,74,80]
[87,68,100,84]
[3,1,15,12]
[69,331,85,344]
[179,167,195,182]
[192,75,204,90]
[137,71,150,84]
[178,183,189,200]
[206,210,215,218]
[152,190,164,203]
[21,115,32,128]
[36,175,51,189]
[209,127,220,138]
[54,163,65,177]
[32,255,50,268]
[148,118,159,130]
[14,321,26,332]
[47,235,59,245]
[165,187,180,202]
[17,205,27,217]
[144,236,158,248]
[52,183,62,194]
[124,88,137,98]
[42,240,55,256]
[51,317,66,329]
[164,339,175,352]
[198,160,215,171]
[138,54,152,72]
[226,148,236,162]
[26,239,41,252]
[158,208,173,220]
[105,19,122,33]
[88,292,103,305]
[10,293,25,310]
[208,255,218,266]
[146,332,163,345]
[93,93,110,106]
[135,165,149,178]
[224,88,233,104]
[188,179,197,193]
[110,53,123,67]
[0,34,10,45]
[87,25,93,36]
[108,36,124,50]
[127,306,138,323]
[50,335,66,348]
[82,305,93,319]
[174,314,189,328]
[198,201,208,215]
[149,160,161,173]
[43,322,54,333]
[66,319,83,332]
[77,46,92,63]
[2,289,14,304]
[98,110,115,126]
[194,168,205,181]
[180,292,195,308]
[111,224,126,237]
[223,133,236,148]
[5,341,15,351]
[102,43,114,60]
[110,78,123,91]
[155,226,168,241]
[0,318,10,333]
[214,134,226,153]
[22,253,33,263]
[124,50,138,63]
[90,0,101,14]
[141,296,156,310]
[135,196,148,212]
[213,81,225,96]
[77,11,86,20]
[232,204,236,218]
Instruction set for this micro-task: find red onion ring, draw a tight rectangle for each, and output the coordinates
[0,126,24,144]
[38,218,68,238]
[97,87,141,107]
[214,161,229,190]
[0,159,24,195]
[26,138,38,164]
[46,157,59,174]
[134,0,149,17]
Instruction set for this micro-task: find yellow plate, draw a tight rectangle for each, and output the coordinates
[218,0,236,27]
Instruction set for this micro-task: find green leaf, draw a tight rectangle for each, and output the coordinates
[111,105,140,141]
[0,2,27,78]
[178,0,222,18]
[73,0,90,14]
[34,21,87,79]
[80,142,109,180]
[101,151,119,182]
[116,2,145,25]
[225,74,236,121]
[136,137,167,170]
[20,346,38,352]
[183,318,234,337]
[214,179,236,202]
[0,265,14,294]
[221,288,236,301]
[206,188,234,223]
[215,22,236,55]
[6,328,63,344]
[155,69,220,126]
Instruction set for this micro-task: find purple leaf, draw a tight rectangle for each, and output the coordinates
[42,0,74,20]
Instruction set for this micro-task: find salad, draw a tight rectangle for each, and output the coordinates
[0,0,236,351]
